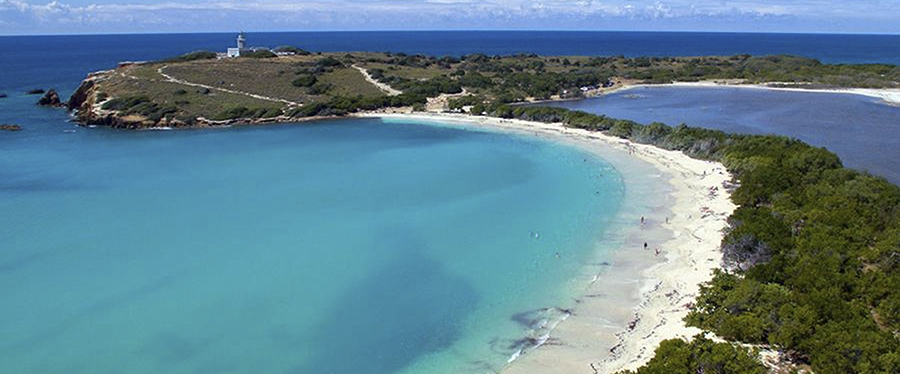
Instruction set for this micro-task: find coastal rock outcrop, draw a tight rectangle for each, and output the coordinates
[37,89,65,107]
[67,80,95,111]
[1,124,23,131]
[67,78,196,129]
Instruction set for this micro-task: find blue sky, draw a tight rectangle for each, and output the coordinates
[1,0,898,35]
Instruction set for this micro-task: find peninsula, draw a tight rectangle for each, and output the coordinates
[65,49,900,374]
[66,50,899,129]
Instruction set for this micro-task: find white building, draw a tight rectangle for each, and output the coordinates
[226,32,248,58]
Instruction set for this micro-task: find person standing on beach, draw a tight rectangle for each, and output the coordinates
[644,242,648,250]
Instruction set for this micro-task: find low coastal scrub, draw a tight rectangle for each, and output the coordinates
[240,50,277,59]
[211,106,282,121]
[158,51,218,63]
[365,53,898,103]
[286,93,428,117]
[291,74,317,87]
[488,104,900,374]
[273,45,310,55]
[617,335,766,374]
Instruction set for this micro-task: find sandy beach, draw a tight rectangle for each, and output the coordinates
[360,112,737,374]
[620,81,900,106]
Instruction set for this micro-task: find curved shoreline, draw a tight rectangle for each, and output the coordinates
[359,112,736,373]
[614,82,900,106]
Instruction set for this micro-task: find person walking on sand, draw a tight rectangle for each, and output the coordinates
[655,247,660,256]
[644,242,648,250]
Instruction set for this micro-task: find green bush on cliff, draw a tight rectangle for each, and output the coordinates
[100,95,180,122]
[102,96,151,111]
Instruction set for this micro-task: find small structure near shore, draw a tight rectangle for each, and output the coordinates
[223,32,297,58]
[226,32,250,57]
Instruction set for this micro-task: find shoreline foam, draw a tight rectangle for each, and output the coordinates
[359,112,736,374]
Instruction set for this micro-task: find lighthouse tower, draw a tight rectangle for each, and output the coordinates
[236,31,246,50]
[227,31,248,58]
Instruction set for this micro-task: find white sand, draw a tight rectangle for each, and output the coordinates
[625,81,900,106]
[358,112,737,374]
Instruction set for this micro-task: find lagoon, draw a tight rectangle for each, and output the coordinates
[545,86,900,185]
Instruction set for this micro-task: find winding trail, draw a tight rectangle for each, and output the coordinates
[352,65,403,96]
[156,66,299,106]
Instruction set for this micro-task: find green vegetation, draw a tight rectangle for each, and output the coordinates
[79,51,897,128]
[617,335,766,374]
[101,95,178,122]
[291,74,317,87]
[240,50,277,59]
[158,50,218,63]
[273,45,310,55]
[359,53,898,106]
[210,106,282,121]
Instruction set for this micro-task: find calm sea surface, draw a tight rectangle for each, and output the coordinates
[1,116,626,374]
[0,31,898,373]
[545,86,900,185]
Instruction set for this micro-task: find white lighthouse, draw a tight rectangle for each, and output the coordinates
[236,31,246,50]
[226,31,248,58]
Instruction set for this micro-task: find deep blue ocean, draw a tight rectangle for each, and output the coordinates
[1,31,898,374]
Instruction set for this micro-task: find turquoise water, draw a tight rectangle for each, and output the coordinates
[0,117,625,374]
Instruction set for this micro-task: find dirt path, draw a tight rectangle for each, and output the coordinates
[157,66,299,106]
[352,65,403,96]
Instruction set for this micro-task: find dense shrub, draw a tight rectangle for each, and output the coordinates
[291,75,317,87]
[240,50,277,59]
[617,335,766,374]
[159,51,218,63]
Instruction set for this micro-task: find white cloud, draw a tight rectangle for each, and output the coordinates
[1,0,898,34]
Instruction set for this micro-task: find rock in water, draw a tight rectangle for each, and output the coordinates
[26,88,45,95]
[37,89,64,107]
[0,93,7,98]
[0,124,23,131]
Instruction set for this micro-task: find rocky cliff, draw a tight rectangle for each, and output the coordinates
[66,76,175,129]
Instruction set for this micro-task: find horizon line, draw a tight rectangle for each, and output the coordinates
[3,29,900,38]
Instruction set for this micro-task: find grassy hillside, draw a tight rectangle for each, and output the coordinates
[72,51,898,128]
